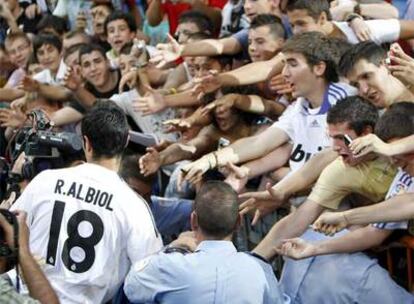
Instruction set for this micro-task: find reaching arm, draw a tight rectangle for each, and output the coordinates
[0,88,24,101]
[359,3,399,20]
[146,0,164,27]
[183,125,290,179]
[182,37,243,57]
[50,106,84,126]
[233,94,286,120]
[253,199,325,260]
[399,20,414,40]
[217,53,285,87]
[190,0,222,33]
[345,193,414,224]
[311,226,391,256]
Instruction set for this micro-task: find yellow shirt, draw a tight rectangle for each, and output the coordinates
[308,157,397,210]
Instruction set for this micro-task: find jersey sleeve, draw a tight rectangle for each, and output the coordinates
[126,195,163,264]
[308,158,358,209]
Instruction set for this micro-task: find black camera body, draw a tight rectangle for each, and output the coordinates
[0,209,16,257]
[13,110,83,181]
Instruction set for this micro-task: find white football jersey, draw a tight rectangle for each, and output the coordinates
[373,169,414,230]
[272,83,356,172]
[11,163,163,304]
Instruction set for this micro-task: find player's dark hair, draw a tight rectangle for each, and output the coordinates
[81,100,129,159]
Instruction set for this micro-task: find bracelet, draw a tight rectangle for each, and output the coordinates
[169,88,177,95]
[346,13,363,23]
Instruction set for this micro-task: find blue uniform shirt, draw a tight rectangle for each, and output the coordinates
[281,229,414,304]
[124,240,289,304]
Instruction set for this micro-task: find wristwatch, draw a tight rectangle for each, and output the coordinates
[346,13,363,23]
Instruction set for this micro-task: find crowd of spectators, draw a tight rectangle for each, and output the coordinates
[1,0,414,303]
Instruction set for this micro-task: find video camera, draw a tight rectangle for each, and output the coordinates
[0,109,83,200]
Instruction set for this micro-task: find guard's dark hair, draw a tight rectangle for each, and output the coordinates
[327,96,379,135]
[194,181,239,238]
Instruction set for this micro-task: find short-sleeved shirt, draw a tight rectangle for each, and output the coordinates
[308,157,397,210]
[281,229,414,304]
[124,240,289,304]
[272,82,356,173]
[110,89,178,142]
[334,19,400,45]
[372,169,414,230]
[11,163,162,303]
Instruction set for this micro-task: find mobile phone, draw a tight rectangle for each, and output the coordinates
[344,134,353,146]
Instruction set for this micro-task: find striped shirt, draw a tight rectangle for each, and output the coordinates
[373,169,414,230]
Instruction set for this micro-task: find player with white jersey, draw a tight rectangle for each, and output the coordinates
[11,101,163,304]
[180,32,355,184]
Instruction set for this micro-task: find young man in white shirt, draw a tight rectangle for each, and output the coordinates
[10,101,163,303]
[181,32,355,184]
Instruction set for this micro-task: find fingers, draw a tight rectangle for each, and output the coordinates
[0,191,16,209]
[0,211,14,246]
[226,162,247,179]
[239,198,256,216]
[251,209,262,226]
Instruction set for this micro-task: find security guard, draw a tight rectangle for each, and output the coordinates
[124,181,289,304]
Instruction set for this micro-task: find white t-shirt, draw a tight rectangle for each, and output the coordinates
[110,89,178,142]
[272,82,356,172]
[334,19,400,44]
[33,60,67,85]
[11,163,162,304]
[372,169,413,230]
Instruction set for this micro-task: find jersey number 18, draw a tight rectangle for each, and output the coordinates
[46,200,104,273]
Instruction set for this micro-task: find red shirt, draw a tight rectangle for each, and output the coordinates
[161,0,226,34]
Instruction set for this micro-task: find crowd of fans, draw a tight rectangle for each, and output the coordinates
[0,0,414,303]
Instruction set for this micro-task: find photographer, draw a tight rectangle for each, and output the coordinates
[0,209,59,304]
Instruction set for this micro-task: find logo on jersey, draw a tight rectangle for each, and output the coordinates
[290,144,323,163]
